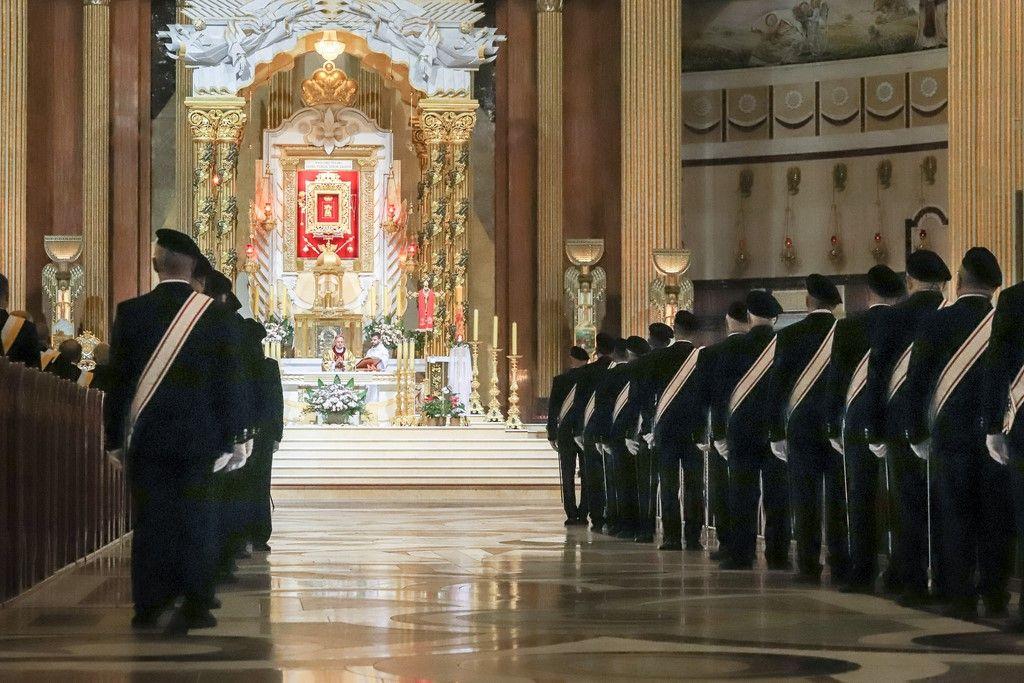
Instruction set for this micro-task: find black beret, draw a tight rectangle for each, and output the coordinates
[243,318,268,345]
[569,346,590,362]
[625,335,651,356]
[727,301,749,323]
[225,292,243,313]
[906,249,951,283]
[155,229,202,260]
[648,322,673,344]
[962,247,1002,289]
[205,271,234,298]
[193,254,215,281]
[867,264,906,299]
[673,309,699,332]
[746,290,783,319]
[806,273,842,307]
[595,332,616,355]
[612,338,629,357]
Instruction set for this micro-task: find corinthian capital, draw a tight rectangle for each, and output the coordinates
[537,0,563,13]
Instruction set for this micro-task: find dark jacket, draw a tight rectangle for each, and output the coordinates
[547,370,576,441]
[706,332,749,441]
[986,283,1024,451]
[585,361,632,443]
[725,325,779,449]
[653,342,713,450]
[46,357,83,383]
[567,356,612,438]
[766,310,837,443]
[826,304,893,444]
[0,309,41,369]
[631,341,694,436]
[258,357,285,443]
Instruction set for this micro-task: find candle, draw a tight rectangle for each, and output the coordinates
[511,322,517,356]
[473,308,479,341]
[492,315,499,348]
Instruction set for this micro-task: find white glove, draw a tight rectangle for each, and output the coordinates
[573,436,584,450]
[106,449,124,471]
[625,439,640,455]
[714,439,729,460]
[643,433,655,447]
[226,441,249,471]
[213,452,233,473]
[987,433,1010,466]
[910,439,930,462]
[868,442,888,460]
[244,438,254,458]
[829,437,845,456]
[770,440,788,463]
[549,439,558,452]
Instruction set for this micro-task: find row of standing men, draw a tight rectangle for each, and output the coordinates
[102,229,284,636]
[547,246,1024,625]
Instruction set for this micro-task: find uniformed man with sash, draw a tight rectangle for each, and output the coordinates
[703,302,750,561]
[768,274,850,584]
[903,247,1013,619]
[984,278,1024,630]
[585,338,632,534]
[826,265,906,593]
[714,291,790,570]
[547,346,591,526]
[104,230,243,635]
[570,332,615,531]
[0,274,41,369]
[250,349,285,552]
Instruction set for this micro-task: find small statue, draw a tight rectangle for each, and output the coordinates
[417,282,436,331]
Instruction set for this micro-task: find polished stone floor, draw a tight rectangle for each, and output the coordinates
[2,500,1024,681]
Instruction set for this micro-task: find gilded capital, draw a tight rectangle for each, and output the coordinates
[537,0,563,12]
[84,0,110,5]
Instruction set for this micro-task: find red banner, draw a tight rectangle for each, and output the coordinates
[296,169,360,260]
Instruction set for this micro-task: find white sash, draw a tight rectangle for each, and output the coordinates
[583,392,597,428]
[557,384,576,427]
[1004,363,1024,432]
[654,347,702,426]
[887,344,913,402]
[929,309,995,426]
[729,337,777,415]
[1,315,26,355]
[126,292,213,448]
[787,321,837,418]
[845,351,870,408]
[611,382,631,423]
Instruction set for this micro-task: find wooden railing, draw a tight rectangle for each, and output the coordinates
[0,358,129,603]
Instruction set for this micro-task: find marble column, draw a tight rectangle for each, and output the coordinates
[174,0,193,238]
[620,0,682,334]
[536,0,563,395]
[83,0,110,338]
[0,0,27,309]
[948,2,1024,280]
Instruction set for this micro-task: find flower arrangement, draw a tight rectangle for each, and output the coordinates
[363,313,409,349]
[262,312,294,347]
[303,376,368,424]
[423,386,468,422]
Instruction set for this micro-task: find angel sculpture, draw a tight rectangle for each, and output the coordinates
[648,276,695,325]
[563,265,606,337]
[42,262,85,340]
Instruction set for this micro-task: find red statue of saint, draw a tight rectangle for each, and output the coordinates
[417,286,436,330]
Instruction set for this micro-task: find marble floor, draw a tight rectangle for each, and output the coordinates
[2,500,1024,681]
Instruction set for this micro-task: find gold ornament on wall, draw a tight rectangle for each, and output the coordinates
[872,160,892,262]
[781,167,800,268]
[301,62,358,107]
[734,168,753,271]
[827,163,847,266]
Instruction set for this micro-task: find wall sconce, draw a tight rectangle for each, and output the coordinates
[652,248,693,324]
[42,235,85,345]
[827,163,847,265]
[565,238,606,355]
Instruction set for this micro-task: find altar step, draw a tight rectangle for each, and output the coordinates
[273,424,560,487]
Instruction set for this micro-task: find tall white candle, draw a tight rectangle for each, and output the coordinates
[473,308,479,341]
[492,315,499,348]
[511,322,517,356]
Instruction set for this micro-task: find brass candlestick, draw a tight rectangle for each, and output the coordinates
[486,346,504,422]
[406,352,420,426]
[468,340,485,415]
[505,354,523,430]
[394,351,408,426]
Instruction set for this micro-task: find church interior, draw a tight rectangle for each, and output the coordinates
[3,0,1024,678]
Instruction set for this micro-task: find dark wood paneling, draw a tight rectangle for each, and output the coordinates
[494,0,539,417]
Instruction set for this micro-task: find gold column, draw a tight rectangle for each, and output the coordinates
[0,0,27,309]
[83,0,110,338]
[174,0,193,238]
[621,0,683,334]
[536,0,563,395]
[185,97,247,274]
[948,2,1024,280]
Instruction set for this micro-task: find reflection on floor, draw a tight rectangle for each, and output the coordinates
[2,501,1024,681]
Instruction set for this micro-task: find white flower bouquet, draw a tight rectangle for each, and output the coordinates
[363,314,409,349]
[304,376,368,424]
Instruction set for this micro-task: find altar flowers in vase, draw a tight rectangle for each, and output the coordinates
[363,313,409,350]
[422,386,468,426]
[304,376,368,425]
[261,312,294,359]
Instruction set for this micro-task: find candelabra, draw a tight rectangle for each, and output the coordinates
[405,348,420,426]
[468,340,485,415]
[394,351,408,426]
[505,354,523,430]
[485,346,504,422]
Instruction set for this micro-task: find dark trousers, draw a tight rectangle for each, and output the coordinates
[788,436,850,578]
[846,439,881,586]
[130,458,214,613]
[658,441,705,547]
[248,436,275,546]
[602,443,619,527]
[728,440,790,565]
[708,449,731,550]
[636,440,657,537]
[556,430,584,520]
[582,440,606,526]
[934,441,1014,609]
[888,438,930,596]
[1009,447,1024,612]
[612,439,639,533]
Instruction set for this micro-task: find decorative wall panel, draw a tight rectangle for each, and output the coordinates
[683,90,722,144]
[910,68,948,127]
[819,78,862,135]
[864,73,907,132]
[773,82,816,139]
[726,86,769,142]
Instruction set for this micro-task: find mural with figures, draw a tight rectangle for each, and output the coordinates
[683,0,948,72]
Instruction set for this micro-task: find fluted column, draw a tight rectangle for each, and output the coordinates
[621,0,682,334]
[0,0,27,309]
[174,0,193,239]
[536,0,563,395]
[83,0,110,338]
[948,2,1024,281]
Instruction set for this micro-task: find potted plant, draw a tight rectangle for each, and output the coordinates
[422,386,468,426]
[303,376,368,425]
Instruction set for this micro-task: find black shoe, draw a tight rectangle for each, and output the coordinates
[163,608,217,637]
[839,582,874,595]
[710,549,729,562]
[719,558,753,570]
[897,590,931,608]
[984,602,1010,619]
[766,558,793,571]
[942,601,978,621]
[207,597,222,610]
[634,534,654,543]
[684,541,704,552]
[254,543,272,552]
[218,572,239,585]
[794,572,821,585]
[131,610,162,630]
[658,541,683,551]
[615,528,636,539]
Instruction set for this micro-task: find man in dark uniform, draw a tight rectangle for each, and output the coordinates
[45,339,84,382]
[826,265,906,593]
[984,278,1024,629]
[903,248,1013,619]
[569,332,615,531]
[768,274,849,584]
[547,345,590,525]
[585,338,632,534]
[250,351,284,552]
[0,274,41,369]
[104,230,243,634]
[703,302,750,560]
[715,291,789,570]
[651,311,712,551]
[864,249,949,605]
